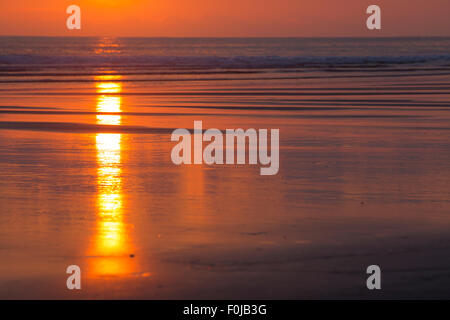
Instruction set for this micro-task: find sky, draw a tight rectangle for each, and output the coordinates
[0,0,449,37]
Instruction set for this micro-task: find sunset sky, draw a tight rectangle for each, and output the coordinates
[0,0,449,37]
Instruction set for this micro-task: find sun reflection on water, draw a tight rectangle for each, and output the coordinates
[89,74,137,277]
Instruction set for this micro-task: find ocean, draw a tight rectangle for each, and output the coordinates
[1,37,450,298]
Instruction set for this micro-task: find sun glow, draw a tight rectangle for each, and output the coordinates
[96,81,122,94]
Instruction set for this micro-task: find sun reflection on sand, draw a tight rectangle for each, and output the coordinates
[89,74,138,277]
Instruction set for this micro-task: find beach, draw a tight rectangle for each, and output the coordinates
[0,37,450,299]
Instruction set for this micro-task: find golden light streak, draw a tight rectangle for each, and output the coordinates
[88,66,137,276]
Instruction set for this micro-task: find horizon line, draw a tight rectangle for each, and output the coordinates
[1,35,450,39]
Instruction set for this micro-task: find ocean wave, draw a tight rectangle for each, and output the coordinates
[1,54,450,69]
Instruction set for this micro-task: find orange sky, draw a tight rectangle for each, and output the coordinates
[0,0,449,37]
